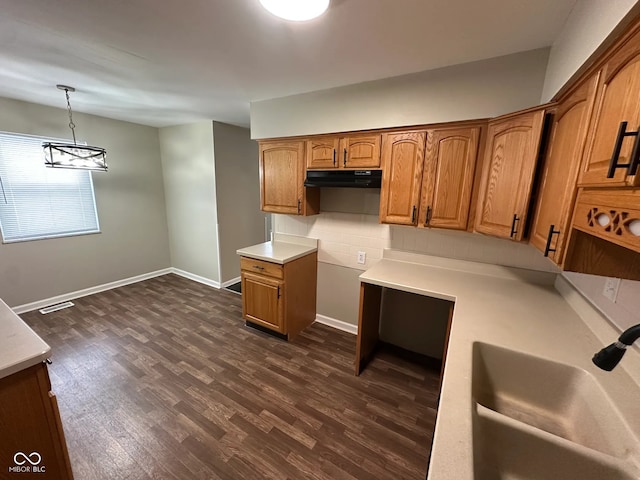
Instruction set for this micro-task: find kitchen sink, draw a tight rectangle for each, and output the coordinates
[472,404,638,480]
[471,341,639,460]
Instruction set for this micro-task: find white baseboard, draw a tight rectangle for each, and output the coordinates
[12,268,173,314]
[171,268,221,289]
[314,314,357,335]
[221,276,241,288]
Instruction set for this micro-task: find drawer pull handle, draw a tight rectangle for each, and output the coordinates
[333,148,336,166]
[607,122,640,178]
[343,148,347,167]
[411,205,417,224]
[510,214,520,238]
[253,265,265,270]
[544,224,561,257]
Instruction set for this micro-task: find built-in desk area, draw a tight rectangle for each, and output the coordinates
[355,260,454,376]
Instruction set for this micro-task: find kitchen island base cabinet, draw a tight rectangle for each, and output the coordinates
[240,252,317,340]
[0,363,74,480]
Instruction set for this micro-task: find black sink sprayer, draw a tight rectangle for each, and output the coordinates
[593,323,640,371]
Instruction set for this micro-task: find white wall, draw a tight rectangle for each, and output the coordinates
[212,122,265,284]
[563,272,640,332]
[0,97,171,308]
[541,0,639,101]
[159,122,220,283]
[251,49,550,139]
[275,189,559,329]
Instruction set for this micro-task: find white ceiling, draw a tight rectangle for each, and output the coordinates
[0,0,578,128]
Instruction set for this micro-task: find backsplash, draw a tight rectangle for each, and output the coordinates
[274,211,559,273]
[562,272,640,332]
[275,209,640,336]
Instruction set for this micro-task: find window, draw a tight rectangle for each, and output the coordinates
[0,131,100,243]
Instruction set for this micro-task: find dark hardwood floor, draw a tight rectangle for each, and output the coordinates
[21,274,441,480]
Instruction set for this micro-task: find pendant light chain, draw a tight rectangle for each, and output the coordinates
[63,88,77,145]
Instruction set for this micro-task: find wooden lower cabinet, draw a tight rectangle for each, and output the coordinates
[242,272,285,333]
[0,363,74,479]
[240,252,317,340]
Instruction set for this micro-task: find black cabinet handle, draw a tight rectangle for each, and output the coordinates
[607,122,640,178]
[297,199,301,214]
[343,148,347,167]
[253,265,265,271]
[544,224,561,257]
[629,126,640,176]
[333,149,336,166]
[510,214,520,238]
[411,205,417,224]
[277,286,281,299]
[425,206,432,226]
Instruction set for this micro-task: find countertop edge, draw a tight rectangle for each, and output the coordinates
[237,239,318,265]
[0,348,52,381]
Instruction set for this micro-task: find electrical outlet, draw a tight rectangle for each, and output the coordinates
[603,277,621,302]
[357,251,366,265]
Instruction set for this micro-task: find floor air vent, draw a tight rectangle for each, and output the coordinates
[39,301,74,314]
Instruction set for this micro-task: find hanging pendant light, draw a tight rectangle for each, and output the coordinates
[43,85,108,172]
[259,0,330,21]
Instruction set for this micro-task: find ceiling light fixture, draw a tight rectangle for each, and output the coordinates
[259,0,330,21]
[43,85,108,172]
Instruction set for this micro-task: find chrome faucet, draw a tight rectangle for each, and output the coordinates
[593,323,640,371]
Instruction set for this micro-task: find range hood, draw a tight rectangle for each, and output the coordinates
[304,170,382,188]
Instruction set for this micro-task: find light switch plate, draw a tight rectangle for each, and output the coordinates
[357,251,366,264]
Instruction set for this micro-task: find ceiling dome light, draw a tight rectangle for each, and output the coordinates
[259,0,330,21]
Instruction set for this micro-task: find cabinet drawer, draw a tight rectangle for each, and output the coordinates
[240,257,283,279]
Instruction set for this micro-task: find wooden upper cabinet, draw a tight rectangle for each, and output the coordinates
[306,134,381,169]
[306,136,340,169]
[341,134,381,169]
[474,108,546,241]
[530,75,599,263]
[580,25,640,187]
[259,140,319,215]
[379,131,426,226]
[418,127,481,230]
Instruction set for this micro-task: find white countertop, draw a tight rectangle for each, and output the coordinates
[0,298,51,380]
[360,250,640,479]
[236,233,318,264]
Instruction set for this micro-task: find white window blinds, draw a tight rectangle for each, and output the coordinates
[0,131,100,243]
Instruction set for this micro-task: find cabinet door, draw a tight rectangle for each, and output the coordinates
[475,109,546,241]
[580,26,640,187]
[259,141,305,215]
[341,134,381,168]
[419,127,480,230]
[241,272,285,333]
[0,364,74,480]
[306,137,340,169]
[379,131,426,225]
[530,75,599,263]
